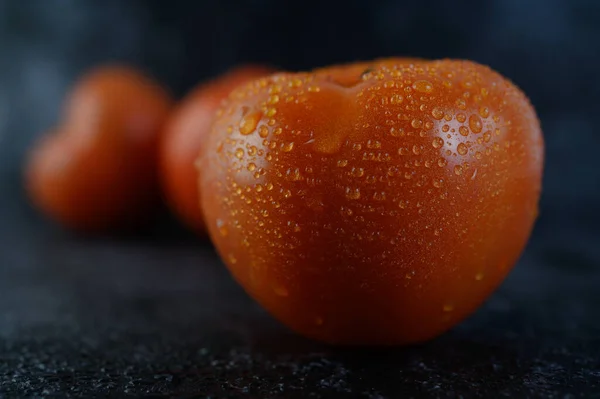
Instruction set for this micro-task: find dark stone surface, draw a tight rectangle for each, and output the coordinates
[1,188,600,398]
[1,0,600,397]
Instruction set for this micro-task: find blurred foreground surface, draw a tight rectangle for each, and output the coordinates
[0,186,599,398]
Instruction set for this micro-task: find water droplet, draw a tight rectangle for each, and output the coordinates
[367,140,382,149]
[266,108,277,117]
[340,206,353,216]
[259,125,269,138]
[411,119,423,129]
[390,127,405,137]
[337,159,348,167]
[432,178,443,188]
[266,182,274,191]
[483,131,492,143]
[457,143,468,155]
[413,80,433,93]
[390,94,403,104]
[235,148,244,159]
[438,158,447,167]
[268,94,280,105]
[247,162,256,171]
[412,145,421,155]
[269,84,282,94]
[351,167,364,177]
[459,126,469,136]
[285,168,302,181]
[373,192,386,201]
[432,137,444,149]
[479,106,489,118]
[456,99,467,110]
[398,200,407,209]
[469,114,483,134]
[216,219,228,237]
[345,187,361,200]
[442,124,450,133]
[282,142,295,152]
[290,78,303,88]
[454,165,463,175]
[398,147,409,156]
[239,111,262,135]
[456,113,466,123]
[431,107,444,120]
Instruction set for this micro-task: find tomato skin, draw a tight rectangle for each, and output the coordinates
[159,66,274,233]
[26,66,173,232]
[200,59,544,346]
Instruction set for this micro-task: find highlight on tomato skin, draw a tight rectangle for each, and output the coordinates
[25,65,173,233]
[199,58,544,346]
[159,65,276,234]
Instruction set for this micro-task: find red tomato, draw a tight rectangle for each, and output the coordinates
[159,66,275,233]
[26,66,173,232]
[199,58,544,346]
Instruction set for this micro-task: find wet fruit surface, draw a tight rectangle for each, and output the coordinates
[26,66,173,232]
[160,66,274,233]
[199,59,544,345]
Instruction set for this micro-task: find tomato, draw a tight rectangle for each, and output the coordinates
[26,66,173,232]
[199,59,544,345]
[159,65,274,233]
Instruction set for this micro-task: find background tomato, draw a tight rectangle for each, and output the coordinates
[26,66,173,232]
[200,59,544,345]
[159,65,274,233]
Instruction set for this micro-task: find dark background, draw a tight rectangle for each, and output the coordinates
[1,0,599,397]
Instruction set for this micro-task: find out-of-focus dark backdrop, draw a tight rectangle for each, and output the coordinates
[1,0,599,248]
[1,1,599,397]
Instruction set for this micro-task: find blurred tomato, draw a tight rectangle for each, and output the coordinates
[26,66,173,232]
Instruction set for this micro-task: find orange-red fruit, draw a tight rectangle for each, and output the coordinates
[26,66,173,232]
[199,59,544,346]
[160,66,274,233]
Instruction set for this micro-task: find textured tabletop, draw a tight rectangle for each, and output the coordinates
[1,181,599,397]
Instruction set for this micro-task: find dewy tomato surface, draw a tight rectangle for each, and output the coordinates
[199,59,544,345]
